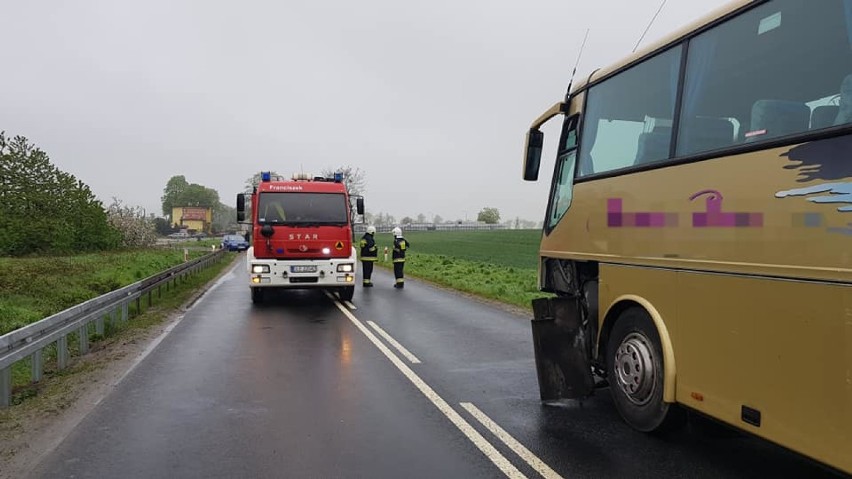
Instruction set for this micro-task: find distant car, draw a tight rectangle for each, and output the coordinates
[168,232,190,239]
[222,234,249,252]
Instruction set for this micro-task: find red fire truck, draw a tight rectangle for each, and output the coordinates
[236,171,364,304]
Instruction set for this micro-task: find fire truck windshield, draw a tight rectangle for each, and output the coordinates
[257,192,348,225]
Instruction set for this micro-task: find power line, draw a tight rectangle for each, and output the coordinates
[633,0,668,53]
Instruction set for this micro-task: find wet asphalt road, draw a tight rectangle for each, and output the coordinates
[31,262,846,478]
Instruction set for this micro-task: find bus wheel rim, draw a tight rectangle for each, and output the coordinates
[614,332,656,406]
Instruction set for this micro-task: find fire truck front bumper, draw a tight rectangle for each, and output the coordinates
[248,258,357,288]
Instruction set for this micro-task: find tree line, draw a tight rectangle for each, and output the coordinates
[0,133,124,256]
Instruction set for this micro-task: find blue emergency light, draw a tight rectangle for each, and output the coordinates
[333,172,343,183]
[261,171,271,182]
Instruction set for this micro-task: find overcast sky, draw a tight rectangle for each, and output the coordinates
[1,0,732,223]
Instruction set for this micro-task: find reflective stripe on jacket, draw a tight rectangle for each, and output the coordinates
[359,233,378,261]
[392,237,409,262]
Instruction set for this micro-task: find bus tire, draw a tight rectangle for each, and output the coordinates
[251,287,264,304]
[338,286,354,302]
[606,307,678,432]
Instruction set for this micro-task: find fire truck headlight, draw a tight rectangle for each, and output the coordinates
[322,247,331,255]
[337,264,354,273]
[252,264,270,274]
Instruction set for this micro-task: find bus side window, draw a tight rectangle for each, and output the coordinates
[745,99,810,142]
[678,117,735,154]
[634,126,672,165]
[811,105,839,130]
[834,74,852,126]
[578,46,681,177]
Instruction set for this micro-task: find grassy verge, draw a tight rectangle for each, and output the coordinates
[0,248,216,335]
[1,250,239,405]
[371,230,551,310]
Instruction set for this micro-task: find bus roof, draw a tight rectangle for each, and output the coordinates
[571,0,750,93]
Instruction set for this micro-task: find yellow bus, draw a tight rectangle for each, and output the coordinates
[523,0,851,474]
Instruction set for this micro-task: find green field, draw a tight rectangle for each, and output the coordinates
[0,231,545,405]
[1,230,547,333]
[391,230,542,270]
[371,229,549,310]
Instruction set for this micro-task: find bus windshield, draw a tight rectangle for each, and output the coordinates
[257,192,348,225]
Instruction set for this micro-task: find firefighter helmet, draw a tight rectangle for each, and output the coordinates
[366,225,376,235]
[392,227,402,237]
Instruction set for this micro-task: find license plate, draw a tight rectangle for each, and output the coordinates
[291,265,317,273]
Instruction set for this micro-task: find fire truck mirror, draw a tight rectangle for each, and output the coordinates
[236,193,246,222]
[356,197,364,215]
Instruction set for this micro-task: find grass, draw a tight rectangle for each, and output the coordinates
[0,248,212,336]
[3,251,238,404]
[392,230,542,269]
[371,229,551,310]
[2,229,548,402]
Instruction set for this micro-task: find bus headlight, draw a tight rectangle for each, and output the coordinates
[337,264,354,273]
[252,264,270,274]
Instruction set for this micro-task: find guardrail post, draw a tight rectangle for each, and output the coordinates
[57,336,69,370]
[135,297,141,316]
[96,316,105,336]
[79,325,89,355]
[32,349,43,383]
[1,367,10,407]
[147,290,152,307]
[122,302,129,322]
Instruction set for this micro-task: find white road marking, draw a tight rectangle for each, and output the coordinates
[344,300,357,310]
[461,402,564,479]
[326,295,526,479]
[366,320,421,364]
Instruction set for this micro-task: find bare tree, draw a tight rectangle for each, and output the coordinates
[243,171,283,194]
[321,165,366,196]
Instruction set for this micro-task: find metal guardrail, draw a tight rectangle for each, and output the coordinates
[0,249,227,407]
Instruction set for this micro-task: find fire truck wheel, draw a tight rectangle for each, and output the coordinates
[606,307,681,433]
[338,286,354,302]
[251,287,264,304]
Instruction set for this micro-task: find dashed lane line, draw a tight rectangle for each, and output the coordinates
[366,320,421,364]
[325,292,526,478]
[461,402,564,479]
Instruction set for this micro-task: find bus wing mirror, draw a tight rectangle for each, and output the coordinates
[524,129,544,181]
[236,193,246,222]
[356,197,364,215]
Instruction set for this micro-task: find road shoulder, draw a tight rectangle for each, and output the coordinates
[0,261,236,479]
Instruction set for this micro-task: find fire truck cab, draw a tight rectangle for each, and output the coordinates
[237,171,364,304]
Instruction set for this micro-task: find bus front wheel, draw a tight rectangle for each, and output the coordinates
[606,307,679,432]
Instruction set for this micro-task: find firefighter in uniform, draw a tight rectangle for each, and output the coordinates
[391,227,410,288]
[359,225,378,287]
